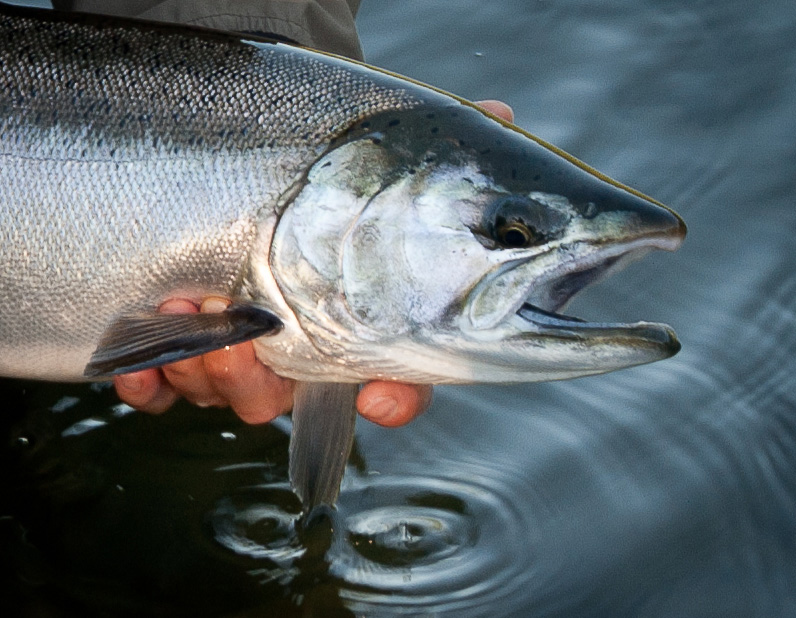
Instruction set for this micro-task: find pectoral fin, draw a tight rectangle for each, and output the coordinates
[289,382,358,511]
[84,302,282,377]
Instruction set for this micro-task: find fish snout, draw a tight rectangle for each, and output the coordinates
[590,184,687,252]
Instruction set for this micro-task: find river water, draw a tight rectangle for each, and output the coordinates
[1,0,795,616]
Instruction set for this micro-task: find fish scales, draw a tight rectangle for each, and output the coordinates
[0,8,418,379]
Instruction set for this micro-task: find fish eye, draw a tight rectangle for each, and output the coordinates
[486,194,570,249]
[496,221,536,248]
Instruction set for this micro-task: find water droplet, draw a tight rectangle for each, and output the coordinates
[221,431,237,441]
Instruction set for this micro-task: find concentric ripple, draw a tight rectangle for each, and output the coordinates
[346,505,472,568]
[329,473,537,615]
[209,484,304,568]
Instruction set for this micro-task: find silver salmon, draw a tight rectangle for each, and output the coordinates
[0,4,685,509]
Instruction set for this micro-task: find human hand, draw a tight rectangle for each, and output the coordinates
[113,100,514,428]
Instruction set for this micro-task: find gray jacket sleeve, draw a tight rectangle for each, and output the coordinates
[52,0,364,60]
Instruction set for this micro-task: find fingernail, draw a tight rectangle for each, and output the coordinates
[117,374,142,393]
[363,396,398,422]
[202,297,229,313]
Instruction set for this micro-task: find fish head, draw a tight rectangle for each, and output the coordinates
[268,102,686,383]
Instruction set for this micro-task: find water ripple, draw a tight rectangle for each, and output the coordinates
[210,484,303,566]
[330,474,535,615]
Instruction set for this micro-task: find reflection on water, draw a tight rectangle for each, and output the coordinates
[2,0,796,615]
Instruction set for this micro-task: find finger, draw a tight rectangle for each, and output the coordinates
[158,297,200,315]
[114,369,179,414]
[476,99,515,123]
[113,298,202,412]
[162,355,227,408]
[203,342,294,424]
[357,382,433,428]
[200,298,295,424]
[158,298,227,408]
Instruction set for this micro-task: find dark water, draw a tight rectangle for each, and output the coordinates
[2,0,796,616]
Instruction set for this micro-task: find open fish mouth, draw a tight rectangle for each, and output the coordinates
[508,238,682,354]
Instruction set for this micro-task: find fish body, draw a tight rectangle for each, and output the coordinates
[0,4,685,508]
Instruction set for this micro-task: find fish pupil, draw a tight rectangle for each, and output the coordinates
[497,222,534,248]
